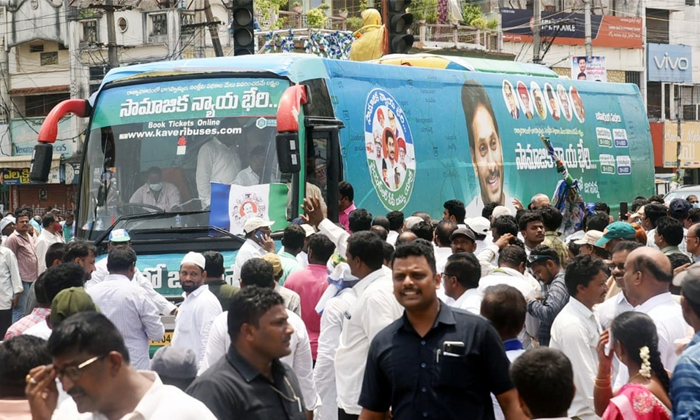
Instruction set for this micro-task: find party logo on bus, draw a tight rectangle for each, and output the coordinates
[364,88,416,211]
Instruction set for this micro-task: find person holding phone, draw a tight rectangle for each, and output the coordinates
[232,217,276,286]
[358,240,526,420]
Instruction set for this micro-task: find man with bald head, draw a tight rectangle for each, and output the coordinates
[686,223,700,263]
[529,194,550,210]
[623,247,689,374]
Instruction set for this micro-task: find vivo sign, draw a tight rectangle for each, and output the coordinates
[648,43,693,83]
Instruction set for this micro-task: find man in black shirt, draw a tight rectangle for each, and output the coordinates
[186,286,306,420]
[358,239,526,420]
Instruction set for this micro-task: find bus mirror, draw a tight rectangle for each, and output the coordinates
[29,143,54,183]
[276,132,301,173]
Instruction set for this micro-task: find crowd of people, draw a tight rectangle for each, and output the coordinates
[2,184,700,420]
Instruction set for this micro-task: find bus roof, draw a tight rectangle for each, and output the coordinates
[101,53,558,88]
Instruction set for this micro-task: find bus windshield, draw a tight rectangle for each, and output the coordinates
[78,77,291,240]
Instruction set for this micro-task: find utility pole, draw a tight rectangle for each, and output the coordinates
[203,0,223,56]
[584,0,592,56]
[533,0,541,63]
[106,0,119,68]
[677,83,684,185]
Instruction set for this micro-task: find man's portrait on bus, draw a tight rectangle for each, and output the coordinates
[545,84,560,121]
[531,82,547,120]
[502,80,519,119]
[383,128,397,167]
[517,81,534,120]
[570,87,585,123]
[558,84,572,121]
[377,108,386,128]
[462,80,505,208]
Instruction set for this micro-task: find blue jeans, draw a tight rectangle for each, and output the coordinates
[12,281,32,323]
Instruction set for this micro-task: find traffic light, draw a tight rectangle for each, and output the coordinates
[387,0,414,54]
[231,0,255,55]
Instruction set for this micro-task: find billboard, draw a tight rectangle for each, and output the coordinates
[501,8,643,49]
[571,56,606,82]
[648,43,693,83]
[663,121,700,168]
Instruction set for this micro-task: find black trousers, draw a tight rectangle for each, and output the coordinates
[338,408,359,420]
[0,309,12,339]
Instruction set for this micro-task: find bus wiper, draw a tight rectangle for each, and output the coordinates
[93,210,211,247]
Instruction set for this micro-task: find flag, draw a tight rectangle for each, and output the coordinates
[209,182,290,235]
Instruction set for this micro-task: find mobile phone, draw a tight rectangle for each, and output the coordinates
[605,329,613,357]
[443,341,466,356]
[255,231,266,243]
[620,202,628,220]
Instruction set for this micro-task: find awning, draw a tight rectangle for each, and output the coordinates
[0,154,62,169]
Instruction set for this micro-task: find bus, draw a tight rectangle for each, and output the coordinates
[30,53,655,298]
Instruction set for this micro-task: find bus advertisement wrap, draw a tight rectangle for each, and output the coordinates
[323,60,654,218]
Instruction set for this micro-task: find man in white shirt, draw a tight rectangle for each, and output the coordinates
[386,210,404,246]
[0,244,23,337]
[596,241,642,330]
[333,231,402,419]
[196,136,241,208]
[433,220,457,274]
[198,258,320,415]
[478,245,540,298]
[88,229,177,316]
[35,213,64,275]
[86,247,164,370]
[444,252,482,314]
[233,145,265,186]
[550,254,609,420]
[25,312,217,420]
[232,217,276,286]
[623,246,689,372]
[314,262,359,420]
[129,166,181,212]
[0,215,15,246]
[172,252,223,364]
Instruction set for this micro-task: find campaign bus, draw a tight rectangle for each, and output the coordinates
[30,54,655,299]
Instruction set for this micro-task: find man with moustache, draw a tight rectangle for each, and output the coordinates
[503,82,519,119]
[549,254,608,420]
[596,241,642,330]
[172,252,223,364]
[5,208,38,322]
[25,312,216,420]
[357,240,525,420]
[462,80,516,217]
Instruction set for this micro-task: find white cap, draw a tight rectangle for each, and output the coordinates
[405,216,423,230]
[300,224,316,237]
[0,216,16,232]
[574,230,604,246]
[491,206,512,219]
[243,217,275,234]
[181,252,206,270]
[466,217,490,235]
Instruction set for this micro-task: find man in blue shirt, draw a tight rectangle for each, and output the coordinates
[671,264,700,419]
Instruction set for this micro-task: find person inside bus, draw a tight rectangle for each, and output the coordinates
[461,79,516,217]
[234,145,265,186]
[129,166,181,212]
[196,119,243,208]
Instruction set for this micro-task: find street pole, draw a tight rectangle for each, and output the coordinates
[533,0,541,63]
[203,0,224,57]
[677,83,683,186]
[106,0,119,68]
[584,0,592,56]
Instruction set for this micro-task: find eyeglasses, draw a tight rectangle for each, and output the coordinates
[688,235,698,240]
[55,354,107,382]
[527,254,553,266]
[608,263,625,271]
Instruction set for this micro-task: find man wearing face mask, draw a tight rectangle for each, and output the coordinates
[35,213,65,275]
[129,166,181,212]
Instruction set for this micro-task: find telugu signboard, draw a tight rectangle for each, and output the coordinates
[571,56,606,82]
[663,121,700,168]
[501,8,643,49]
[10,118,75,158]
[648,43,693,83]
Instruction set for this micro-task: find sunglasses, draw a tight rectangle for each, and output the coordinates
[527,254,553,266]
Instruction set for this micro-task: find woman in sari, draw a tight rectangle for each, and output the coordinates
[594,311,672,420]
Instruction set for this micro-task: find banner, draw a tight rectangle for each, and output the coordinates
[209,182,290,235]
[323,59,654,219]
[648,43,693,83]
[501,8,643,49]
[10,118,75,158]
[571,56,606,82]
[663,121,700,168]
